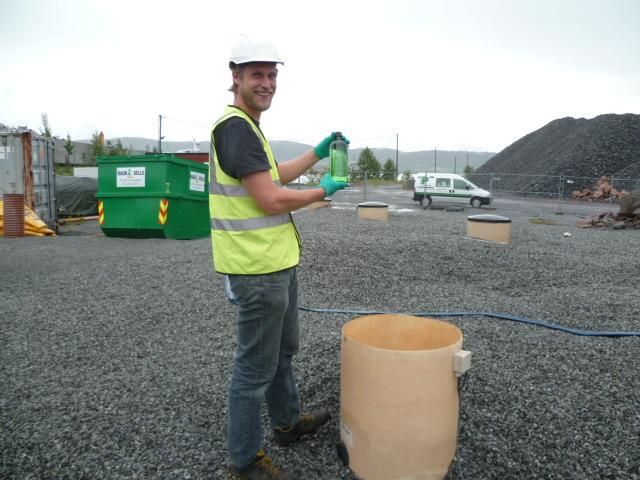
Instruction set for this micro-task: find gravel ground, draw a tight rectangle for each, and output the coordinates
[1,204,639,480]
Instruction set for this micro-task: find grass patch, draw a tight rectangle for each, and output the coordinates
[55,164,75,176]
[529,217,557,225]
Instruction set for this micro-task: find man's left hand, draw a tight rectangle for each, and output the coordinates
[314,132,350,159]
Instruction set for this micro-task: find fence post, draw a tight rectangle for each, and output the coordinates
[560,175,564,200]
[364,171,368,202]
[609,177,615,212]
[558,175,564,214]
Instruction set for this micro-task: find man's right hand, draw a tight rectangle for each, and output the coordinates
[319,173,349,197]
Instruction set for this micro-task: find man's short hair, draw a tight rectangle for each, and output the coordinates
[228,63,246,93]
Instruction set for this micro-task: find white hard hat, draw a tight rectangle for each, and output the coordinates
[229,35,283,68]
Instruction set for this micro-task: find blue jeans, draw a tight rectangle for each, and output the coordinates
[224,267,301,468]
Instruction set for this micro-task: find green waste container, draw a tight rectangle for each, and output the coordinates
[96,154,210,239]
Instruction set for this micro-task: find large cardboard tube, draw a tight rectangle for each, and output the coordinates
[466,214,512,244]
[340,314,462,480]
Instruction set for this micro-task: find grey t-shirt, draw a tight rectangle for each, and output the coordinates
[212,111,271,179]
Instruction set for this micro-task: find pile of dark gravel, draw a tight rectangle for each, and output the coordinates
[2,207,639,479]
[473,113,640,193]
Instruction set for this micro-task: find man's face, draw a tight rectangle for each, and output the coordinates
[234,63,278,118]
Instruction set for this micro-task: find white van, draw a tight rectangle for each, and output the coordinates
[413,173,492,208]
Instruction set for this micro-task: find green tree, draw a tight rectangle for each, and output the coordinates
[463,165,475,177]
[357,147,381,175]
[40,113,52,137]
[106,139,131,156]
[63,134,75,162]
[90,131,106,161]
[382,158,396,180]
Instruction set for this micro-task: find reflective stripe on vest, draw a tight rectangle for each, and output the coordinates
[209,178,282,196]
[209,106,301,274]
[211,213,291,232]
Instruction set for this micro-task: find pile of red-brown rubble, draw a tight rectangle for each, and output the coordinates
[577,191,640,229]
[571,176,630,201]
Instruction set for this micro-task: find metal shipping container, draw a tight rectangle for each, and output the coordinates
[0,131,57,229]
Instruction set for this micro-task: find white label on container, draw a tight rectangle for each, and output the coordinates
[116,167,146,187]
[189,171,205,192]
[340,422,353,448]
[0,146,13,160]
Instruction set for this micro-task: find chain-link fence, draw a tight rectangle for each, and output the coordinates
[299,168,400,184]
[296,168,640,201]
[467,173,640,199]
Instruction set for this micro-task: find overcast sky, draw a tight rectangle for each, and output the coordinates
[1,0,639,152]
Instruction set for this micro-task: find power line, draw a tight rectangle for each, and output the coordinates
[158,118,398,147]
[350,134,397,143]
[161,115,398,144]
[161,116,210,130]
[276,134,398,145]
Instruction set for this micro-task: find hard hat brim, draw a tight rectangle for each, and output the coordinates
[229,59,284,69]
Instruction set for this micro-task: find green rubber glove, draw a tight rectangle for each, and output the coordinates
[314,132,351,159]
[319,173,349,197]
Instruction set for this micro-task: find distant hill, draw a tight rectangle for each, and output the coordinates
[473,113,640,192]
[346,148,494,174]
[104,137,494,173]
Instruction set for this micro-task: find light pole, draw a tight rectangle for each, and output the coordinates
[559,177,574,215]
[395,133,399,181]
[434,146,437,173]
[158,115,165,153]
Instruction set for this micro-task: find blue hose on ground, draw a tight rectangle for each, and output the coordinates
[299,306,640,338]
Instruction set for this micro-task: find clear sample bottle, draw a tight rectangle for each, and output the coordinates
[330,132,349,183]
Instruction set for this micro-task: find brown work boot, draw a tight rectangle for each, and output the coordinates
[273,409,330,447]
[228,449,292,480]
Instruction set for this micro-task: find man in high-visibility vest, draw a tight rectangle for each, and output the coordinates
[210,35,349,480]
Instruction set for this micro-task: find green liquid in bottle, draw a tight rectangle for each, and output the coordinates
[330,132,349,182]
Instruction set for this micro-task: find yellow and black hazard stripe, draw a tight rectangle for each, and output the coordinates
[158,199,169,224]
[98,200,105,225]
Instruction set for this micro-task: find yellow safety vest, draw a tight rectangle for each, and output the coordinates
[209,106,301,274]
